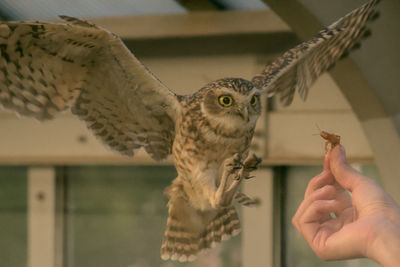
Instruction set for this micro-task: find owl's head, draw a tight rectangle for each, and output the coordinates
[200,78,261,128]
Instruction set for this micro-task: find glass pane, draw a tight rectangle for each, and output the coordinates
[64,165,241,267]
[283,165,380,267]
[0,166,27,267]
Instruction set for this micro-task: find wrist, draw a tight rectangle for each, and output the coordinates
[368,217,400,267]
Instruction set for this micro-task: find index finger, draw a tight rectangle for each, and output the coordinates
[323,148,331,170]
[304,150,335,198]
[305,170,334,198]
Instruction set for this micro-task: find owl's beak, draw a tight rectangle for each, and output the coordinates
[236,106,249,122]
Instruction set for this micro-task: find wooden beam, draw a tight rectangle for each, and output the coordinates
[260,0,322,40]
[124,32,297,58]
[0,108,373,165]
[87,9,291,39]
[28,167,56,267]
[242,168,274,267]
[87,10,299,58]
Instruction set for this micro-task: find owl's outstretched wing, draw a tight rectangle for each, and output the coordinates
[252,0,380,106]
[0,16,181,160]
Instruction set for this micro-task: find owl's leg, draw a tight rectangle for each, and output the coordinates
[223,154,261,201]
[214,153,261,207]
[212,153,242,208]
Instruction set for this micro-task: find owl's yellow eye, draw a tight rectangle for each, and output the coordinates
[218,95,233,107]
[250,95,259,106]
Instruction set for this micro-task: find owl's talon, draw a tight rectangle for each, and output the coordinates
[224,153,245,174]
[243,154,262,171]
[233,175,241,181]
[234,154,244,165]
[227,164,243,174]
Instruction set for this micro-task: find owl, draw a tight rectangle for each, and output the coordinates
[0,0,379,262]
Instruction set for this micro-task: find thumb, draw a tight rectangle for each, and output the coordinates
[329,145,365,192]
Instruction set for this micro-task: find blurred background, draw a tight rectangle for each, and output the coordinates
[0,0,399,266]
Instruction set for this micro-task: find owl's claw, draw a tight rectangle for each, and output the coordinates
[243,154,262,171]
[233,175,241,181]
[228,153,262,180]
[236,154,261,179]
[224,153,243,174]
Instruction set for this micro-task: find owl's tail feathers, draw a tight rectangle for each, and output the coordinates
[235,192,260,207]
[161,196,240,262]
[160,213,199,262]
[199,206,241,249]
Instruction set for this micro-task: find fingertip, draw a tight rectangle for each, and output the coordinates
[305,170,334,198]
[323,149,331,170]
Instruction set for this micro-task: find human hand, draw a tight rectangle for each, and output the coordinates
[292,145,400,266]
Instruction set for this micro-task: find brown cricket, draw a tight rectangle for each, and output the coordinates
[320,131,341,153]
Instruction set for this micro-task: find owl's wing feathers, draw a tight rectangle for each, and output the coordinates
[252,0,380,106]
[0,17,181,160]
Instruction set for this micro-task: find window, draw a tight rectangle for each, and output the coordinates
[0,163,385,267]
[0,167,27,267]
[62,165,242,267]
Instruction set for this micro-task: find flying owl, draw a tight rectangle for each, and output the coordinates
[0,0,379,262]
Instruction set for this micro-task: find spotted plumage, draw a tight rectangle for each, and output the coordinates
[252,0,380,106]
[0,0,379,262]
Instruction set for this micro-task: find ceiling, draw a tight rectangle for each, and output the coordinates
[0,0,267,20]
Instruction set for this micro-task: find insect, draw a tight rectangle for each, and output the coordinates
[320,131,341,153]
[0,0,379,262]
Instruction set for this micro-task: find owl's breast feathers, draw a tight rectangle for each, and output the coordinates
[173,98,254,175]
